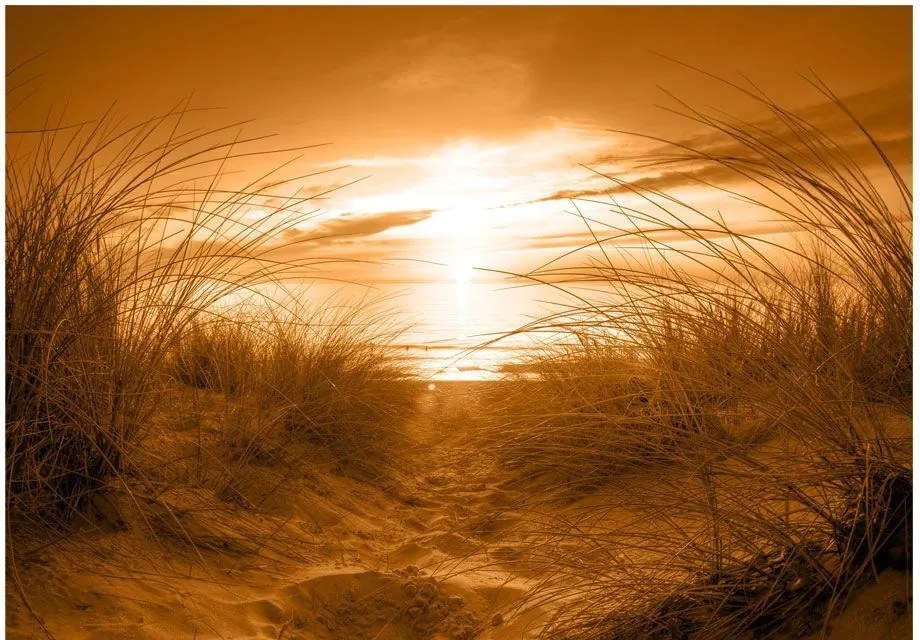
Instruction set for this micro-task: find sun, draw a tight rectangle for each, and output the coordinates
[449,255,473,284]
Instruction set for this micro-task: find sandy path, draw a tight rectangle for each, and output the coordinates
[6,385,911,640]
[7,384,547,640]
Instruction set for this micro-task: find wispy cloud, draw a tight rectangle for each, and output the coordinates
[381,35,536,114]
[501,219,798,254]
[524,81,912,208]
[525,163,739,205]
[285,208,436,244]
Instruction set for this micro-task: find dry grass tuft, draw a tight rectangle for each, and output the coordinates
[6,103,418,634]
[483,76,911,638]
[169,301,415,497]
[5,103,410,528]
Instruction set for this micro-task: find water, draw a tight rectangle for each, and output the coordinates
[215,277,610,380]
[380,281,563,380]
[278,280,584,380]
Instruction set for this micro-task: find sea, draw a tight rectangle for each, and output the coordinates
[293,280,587,380]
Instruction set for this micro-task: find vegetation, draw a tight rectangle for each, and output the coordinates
[485,77,911,638]
[170,304,412,493]
[6,72,909,640]
[5,106,411,530]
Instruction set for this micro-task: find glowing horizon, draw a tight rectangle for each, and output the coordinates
[7,6,912,377]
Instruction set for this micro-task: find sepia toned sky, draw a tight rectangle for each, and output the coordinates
[5,6,913,371]
[7,6,912,276]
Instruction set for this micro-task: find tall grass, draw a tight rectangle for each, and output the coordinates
[167,300,413,501]
[6,104,347,528]
[486,77,911,637]
[172,317,258,394]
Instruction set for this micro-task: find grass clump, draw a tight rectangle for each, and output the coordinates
[484,344,704,485]
[5,104,340,528]
[259,307,412,467]
[165,300,413,502]
[172,318,258,394]
[489,75,911,638]
[5,104,418,635]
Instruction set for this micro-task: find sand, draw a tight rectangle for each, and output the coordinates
[6,383,551,639]
[6,382,911,639]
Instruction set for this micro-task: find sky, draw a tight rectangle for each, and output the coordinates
[5,6,913,376]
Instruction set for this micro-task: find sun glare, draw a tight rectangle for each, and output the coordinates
[448,253,473,340]
[450,255,473,284]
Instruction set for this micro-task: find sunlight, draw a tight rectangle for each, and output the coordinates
[449,254,473,285]
[448,253,473,340]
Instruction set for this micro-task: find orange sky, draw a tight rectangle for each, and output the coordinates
[7,6,912,281]
[4,6,913,374]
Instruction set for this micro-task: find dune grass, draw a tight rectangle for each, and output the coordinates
[168,301,413,501]
[6,105,420,636]
[172,317,258,395]
[5,104,411,530]
[484,77,911,638]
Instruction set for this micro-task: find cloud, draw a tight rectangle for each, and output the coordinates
[382,41,533,113]
[511,219,799,253]
[284,208,436,244]
[529,162,740,205]
[524,81,911,208]
[593,80,912,167]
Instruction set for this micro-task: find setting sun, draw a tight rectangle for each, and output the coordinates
[449,254,474,285]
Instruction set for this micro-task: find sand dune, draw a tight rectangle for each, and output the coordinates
[6,383,910,640]
[6,384,552,640]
